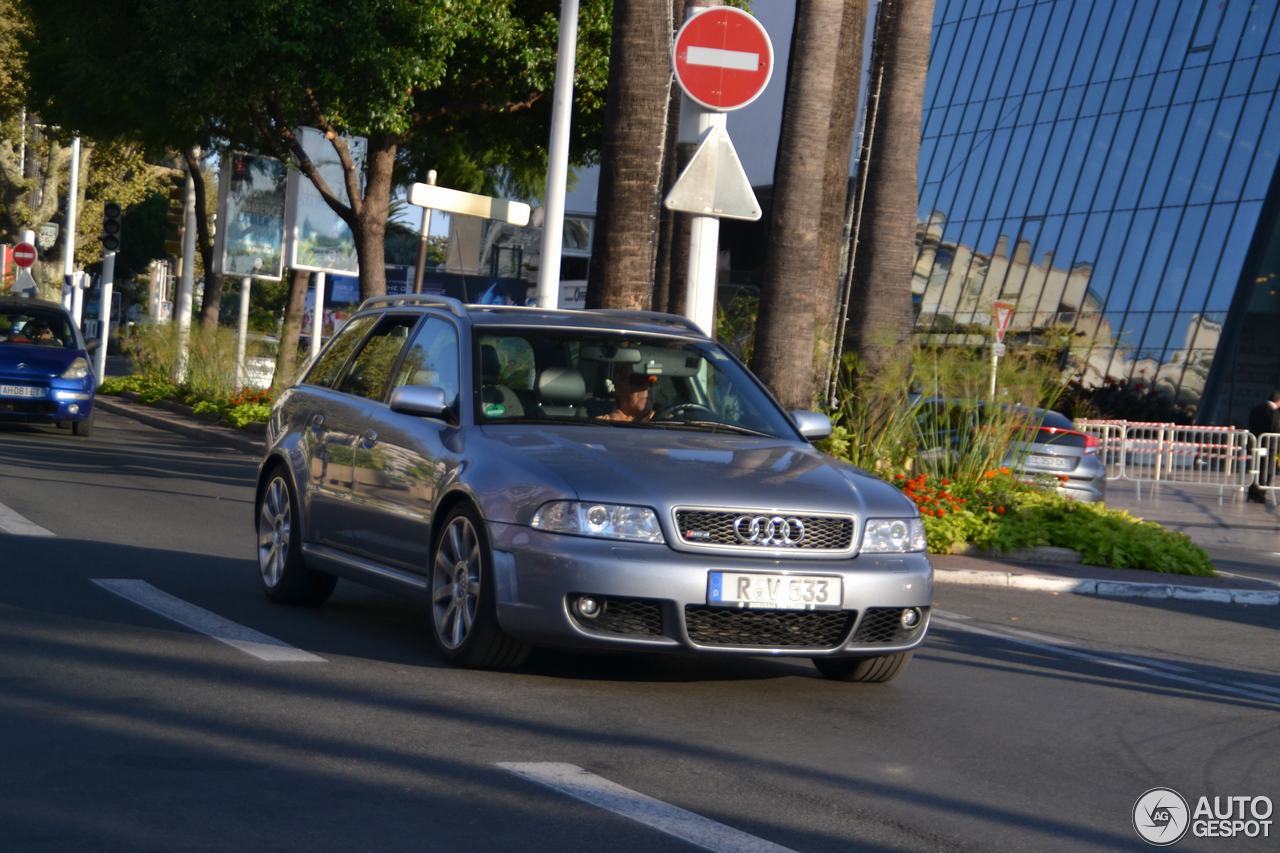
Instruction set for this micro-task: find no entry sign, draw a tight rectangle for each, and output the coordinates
[673,7,774,112]
[12,242,36,269]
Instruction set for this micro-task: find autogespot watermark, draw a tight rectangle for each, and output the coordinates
[1132,787,1273,846]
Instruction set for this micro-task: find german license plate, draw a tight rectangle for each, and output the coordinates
[708,572,842,610]
[1029,453,1072,470]
[0,384,43,398]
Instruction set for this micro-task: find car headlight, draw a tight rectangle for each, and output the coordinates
[60,357,91,380]
[531,501,665,544]
[860,518,927,553]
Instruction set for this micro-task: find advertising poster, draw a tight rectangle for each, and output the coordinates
[284,127,366,275]
[214,153,287,280]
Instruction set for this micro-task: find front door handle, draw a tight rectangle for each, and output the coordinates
[360,429,378,449]
[309,413,325,432]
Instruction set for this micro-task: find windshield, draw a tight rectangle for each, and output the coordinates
[474,327,798,439]
[0,307,77,349]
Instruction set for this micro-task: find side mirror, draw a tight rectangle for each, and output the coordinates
[791,410,832,441]
[389,385,450,419]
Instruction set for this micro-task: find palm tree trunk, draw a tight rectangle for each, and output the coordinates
[585,0,678,310]
[844,0,934,382]
[815,1,868,388]
[750,0,847,410]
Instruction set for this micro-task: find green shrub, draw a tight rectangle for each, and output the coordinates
[226,402,271,428]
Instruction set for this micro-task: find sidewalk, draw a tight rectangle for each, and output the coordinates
[93,393,1279,607]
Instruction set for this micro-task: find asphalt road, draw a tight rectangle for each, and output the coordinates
[0,411,1277,852]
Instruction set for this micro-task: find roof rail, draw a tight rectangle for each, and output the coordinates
[591,309,705,335]
[357,293,467,317]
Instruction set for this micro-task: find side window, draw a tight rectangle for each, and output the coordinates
[337,315,419,400]
[305,315,376,388]
[394,317,461,406]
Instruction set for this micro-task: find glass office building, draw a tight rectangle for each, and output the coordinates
[916,0,1280,423]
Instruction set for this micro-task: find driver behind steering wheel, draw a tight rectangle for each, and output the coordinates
[596,362,656,423]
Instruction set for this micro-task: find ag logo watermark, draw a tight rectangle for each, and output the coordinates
[1133,788,1273,845]
[1133,788,1189,846]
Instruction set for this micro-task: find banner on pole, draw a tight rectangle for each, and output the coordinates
[214,152,287,281]
[284,127,366,275]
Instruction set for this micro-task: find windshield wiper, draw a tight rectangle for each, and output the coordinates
[648,419,774,438]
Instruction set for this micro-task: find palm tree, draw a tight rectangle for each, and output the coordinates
[842,0,935,383]
[751,0,848,410]
[585,0,683,310]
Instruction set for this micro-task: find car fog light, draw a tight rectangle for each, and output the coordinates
[68,404,80,415]
[575,596,602,618]
[901,607,921,629]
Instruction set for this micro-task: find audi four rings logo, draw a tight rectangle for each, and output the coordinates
[734,515,805,546]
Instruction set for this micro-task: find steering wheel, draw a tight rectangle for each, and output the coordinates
[654,402,718,422]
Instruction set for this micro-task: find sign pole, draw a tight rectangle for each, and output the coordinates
[62,137,80,307]
[413,170,437,294]
[989,300,1014,403]
[309,272,326,363]
[95,252,115,387]
[684,112,727,335]
[536,0,580,309]
[235,275,252,391]
[175,168,197,382]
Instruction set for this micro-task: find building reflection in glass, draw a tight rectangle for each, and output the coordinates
[917,0,1280,424]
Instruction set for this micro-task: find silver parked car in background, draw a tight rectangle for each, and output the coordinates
[255,296,932,682]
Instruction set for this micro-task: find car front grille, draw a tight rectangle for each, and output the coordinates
[683,606,855,648]
[0,399,56,416]
[571,597,664,637]
[851,607,929,644]
[673,508,855,552]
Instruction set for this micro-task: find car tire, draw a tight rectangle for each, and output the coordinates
[256,468,336,605]
[71,416,93,437]
[812,652,913,683]
[429,503,529,669]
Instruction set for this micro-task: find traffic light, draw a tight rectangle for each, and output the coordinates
[101,202,123,253]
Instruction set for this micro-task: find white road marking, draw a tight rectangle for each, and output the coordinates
[92,579,324,663]
[498,762,796,853]
[0,499,54,537]
[932,615,1279,706]
[685,45,760,72]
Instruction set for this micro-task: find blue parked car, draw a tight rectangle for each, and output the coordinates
[0,296,96,436]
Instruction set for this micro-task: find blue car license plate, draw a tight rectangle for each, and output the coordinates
[0,384,44,398]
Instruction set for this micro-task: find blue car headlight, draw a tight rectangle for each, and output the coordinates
[531,501,666,544]
[60,357,91,380]
[860,518,927,553]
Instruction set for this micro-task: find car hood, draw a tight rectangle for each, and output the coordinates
[475,423,914,524]
[0,344,82,378]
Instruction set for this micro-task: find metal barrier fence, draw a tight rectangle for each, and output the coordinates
[1256,432,1280,494]
[1075,419,1257,499]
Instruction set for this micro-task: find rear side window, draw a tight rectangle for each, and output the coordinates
[305,315,376,388]
[338,315,420,400]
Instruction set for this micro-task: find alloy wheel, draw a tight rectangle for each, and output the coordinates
[432,516,482,650]
[258,477,291,588]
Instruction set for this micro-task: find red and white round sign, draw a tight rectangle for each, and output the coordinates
[673,7,774,112]
[12,242,37,269]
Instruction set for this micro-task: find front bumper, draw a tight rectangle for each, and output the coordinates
[488,522,933,658]
[0,386,94,422]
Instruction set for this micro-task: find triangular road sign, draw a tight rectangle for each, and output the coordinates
[992,300,1016,342]
[664,124,762,221]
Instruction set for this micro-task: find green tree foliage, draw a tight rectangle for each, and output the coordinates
[21,0,612,300]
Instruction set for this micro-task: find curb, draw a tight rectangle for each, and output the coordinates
[935,568,1280,606]
[95,396,264,455]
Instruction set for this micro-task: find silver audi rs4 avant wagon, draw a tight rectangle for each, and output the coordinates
[255,295,932,682]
